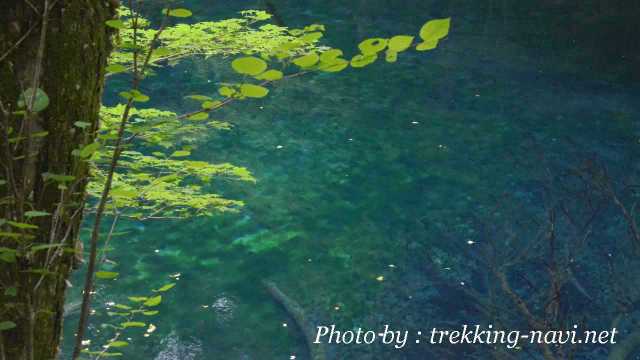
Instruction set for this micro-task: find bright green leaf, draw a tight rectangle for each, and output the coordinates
[143,295,162,307]
[170,150,190,157]
[79,142,100,158]
[385,50,398,63]
[142,310,159,316]
[218,86,236,97]
[107,341,129,348]
[96,271,119,279]
[388,35,414,52]
[254,69,283,81]
[163,8,193,18]
[120,321,146,328]
[350,53,377,68]
[358,38,388,55]
[419,18,451,42]
[320,49,343,62]
[105,64,127,73]
[188,112,209,121]
[231,57,268,76]
[415,39,439,51]
[153,283,176,292]
[292,53,319,68]
[105,19,125,29]
[240,84,269,98]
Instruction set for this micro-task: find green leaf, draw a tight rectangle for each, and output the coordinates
[185,95,212,102]
[240,84,269,98]
[142,310,159,316]
[0,252,16,263]
[350,53,377,68]
[0,321,16,331]
[201,100,222,110]
[79,142,100,158]
[415,39,439,51]
[292,53,319,68]
[388,35,414,52]
[318,58,349,73]
[74,121,91,129]
[18,88,49,112]
[119,90,149,102]
[107,341,129,348]
[7,221,38,230]
[114,304,132,310]
[128,296,148,302]
[30,243,64,252]
[143,295,162,307]
[153,283,176,292]
[107,341,129,347]
[254,69,283,81]
[218,86,236,97]
[106,64,127,73]
[188,112,209,121]
[96,271,119,279]
[300,32,323,43]
[358,38,388,55]
[25,211,50,218]
[231,57,268,76]
[163,8,192,18]
[170,150,190,157]
[419,18,451,42]
[105,19,125,29]
[4,287,17,297]
[120,321,146,328]
[320,49,343,62]
[385,50,398,63]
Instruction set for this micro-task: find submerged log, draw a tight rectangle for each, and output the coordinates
[262,280,328,360]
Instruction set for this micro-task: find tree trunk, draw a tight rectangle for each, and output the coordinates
[0,1,115,359]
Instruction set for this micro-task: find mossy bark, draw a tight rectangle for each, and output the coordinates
[0,1,115,359]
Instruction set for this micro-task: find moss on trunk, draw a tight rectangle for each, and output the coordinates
[0,1,115,359]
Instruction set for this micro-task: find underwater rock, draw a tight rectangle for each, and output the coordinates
[154,332,203,360]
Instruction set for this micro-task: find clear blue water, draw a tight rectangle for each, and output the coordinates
[63,1,640,359]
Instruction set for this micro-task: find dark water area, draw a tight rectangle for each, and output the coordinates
[62,0,640,359]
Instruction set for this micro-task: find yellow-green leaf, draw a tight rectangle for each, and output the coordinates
[385,50,398,63]
[292,53,319,68]
[254,69,283,81]
[143,295,162,307]
[350,54,377,68]
[218,86,236,97]
[415,39,439,51]
[320,49,343,62]
[188,112,209,121]
[153,283,176,292]
[232,57,268,76]
[105,20,125,29]
[163,8,192,18]
[96,271,119,279]
[105,64,127,73]
[79,142,100,158]
[358,38,388,55]
[318,58,349,73]
[170,150,190,157]
[240,84,269,98]
[388,35,414,52]
[121,321,146,328]
[419,18,451,42]
[107,341,129,348]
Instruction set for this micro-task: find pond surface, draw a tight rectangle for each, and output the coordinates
[63,0,639,359]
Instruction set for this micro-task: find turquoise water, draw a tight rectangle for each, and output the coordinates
[63,1,640,359]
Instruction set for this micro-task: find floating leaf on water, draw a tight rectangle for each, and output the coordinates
[170,150,190,157]
[120,321,146,328]
[106,341,129,348]
[415,39,439,51]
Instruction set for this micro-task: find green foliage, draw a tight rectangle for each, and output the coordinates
[17,88,49,112]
